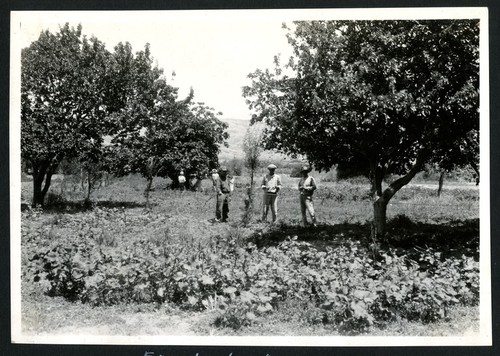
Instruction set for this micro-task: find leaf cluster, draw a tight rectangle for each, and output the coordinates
[243,20,480,175]
[22,24,229,204]
[24,207,479,334]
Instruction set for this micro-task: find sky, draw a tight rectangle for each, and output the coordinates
[11,8,485,121]
[13,11,296,121]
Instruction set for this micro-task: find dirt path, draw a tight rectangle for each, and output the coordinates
[22,297,216,337]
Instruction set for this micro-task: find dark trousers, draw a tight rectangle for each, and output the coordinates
[216,193,229,221]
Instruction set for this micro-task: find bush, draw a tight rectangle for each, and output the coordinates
[224,157,243,176]
[25,214,479,334]
[289,165,303,178]
[319,170,337,182]
[45,192,67,208]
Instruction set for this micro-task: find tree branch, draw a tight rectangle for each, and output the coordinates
[380,152,428,202]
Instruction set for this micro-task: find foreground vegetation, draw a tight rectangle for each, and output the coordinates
[21,174,480,336]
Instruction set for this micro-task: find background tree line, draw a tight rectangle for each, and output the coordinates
[21,24,228,207]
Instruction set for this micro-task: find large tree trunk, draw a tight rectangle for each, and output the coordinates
[86,168,92,202]
[32,172,45,207]
[144,176,153,208]
[31,159,57,207]
[368,159,384,198]
[437,170,445,197]
[371,153,427,242]
[372,197,388,238]
[32,161,47,207]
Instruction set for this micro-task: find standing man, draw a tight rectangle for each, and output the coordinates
[298,165,317,227]
[178,170,186,190]
[189,173,198,191]
[261,164,282,223]
[215,166,231,222]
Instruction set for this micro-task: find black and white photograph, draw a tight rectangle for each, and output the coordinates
[9,7,491,348]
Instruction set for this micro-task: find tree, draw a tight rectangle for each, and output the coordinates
[21,24,125,206]
[78,145,111,203]
[243,121,265,188]
[241,122,265,225]
[243,20,479,240]
[164,101,229,185]
[110,98,229,204]
[432,128,479,186]
[106,44,228,202]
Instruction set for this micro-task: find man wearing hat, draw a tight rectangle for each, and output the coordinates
[215,166,231,222]
[261,164,282,223]
[298,165,317,227]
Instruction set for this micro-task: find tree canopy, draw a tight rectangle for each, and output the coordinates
[106,42,229,188]
[242,122,265,187]
[22,23,229,206]
[21,24,124,206]
[243,20,479,238]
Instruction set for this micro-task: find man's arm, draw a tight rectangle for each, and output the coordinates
[310,177,317,191]
[276,175,282,192]
[215,178,222,194]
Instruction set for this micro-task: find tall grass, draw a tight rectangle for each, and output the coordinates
[21,172,479,227]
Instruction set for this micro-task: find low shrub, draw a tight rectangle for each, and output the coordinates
[289,165,303,178]
[45,192,67,208]
[319,170,337,183]
[25,215,479,334]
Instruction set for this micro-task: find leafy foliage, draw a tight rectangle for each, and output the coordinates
[22,24,229,206]
[24,207,479,334]
[21,24,123,206]
[105,43,228,190]
[243,20,480,238]
[241,123,266,225]
[242,122,265,182]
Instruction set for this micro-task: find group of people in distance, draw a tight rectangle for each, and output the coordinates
[177,170,200,191]
[212,163,317,226]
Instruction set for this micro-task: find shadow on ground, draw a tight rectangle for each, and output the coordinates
[252,218,479,261]
[23,200,147,214]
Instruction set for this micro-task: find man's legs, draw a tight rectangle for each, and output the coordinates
[216,194,225,221]
[222,196,229,222]
[262,194,269,221]
[270,194,278,222]
[300,195,308,225]
[305,196,317,226]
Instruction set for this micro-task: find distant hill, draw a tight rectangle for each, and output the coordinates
[218,118,302,164]
[218,118,250,160]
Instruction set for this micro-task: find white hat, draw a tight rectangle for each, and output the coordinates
[267,164,277,169]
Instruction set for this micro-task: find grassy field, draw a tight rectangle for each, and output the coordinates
[20,173,480,337]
